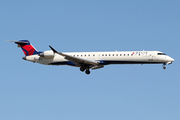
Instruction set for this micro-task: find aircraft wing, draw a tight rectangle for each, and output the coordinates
[57,52,99,66]
[49,46,101,68]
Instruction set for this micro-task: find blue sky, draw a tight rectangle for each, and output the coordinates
[1,0,180,120]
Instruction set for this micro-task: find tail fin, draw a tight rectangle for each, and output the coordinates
[9,40,40,56]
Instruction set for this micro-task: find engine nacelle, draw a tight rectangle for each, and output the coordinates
[39,51,54,58]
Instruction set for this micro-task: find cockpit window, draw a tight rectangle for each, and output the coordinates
[157,53,166,55]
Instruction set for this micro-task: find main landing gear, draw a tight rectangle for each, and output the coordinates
[80,67,85,72]
[163,63,166,69]
[85,69,90,75]
[80,67,90,75]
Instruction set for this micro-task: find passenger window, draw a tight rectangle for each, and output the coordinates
[116,54,118,56]
[109,54,111,56]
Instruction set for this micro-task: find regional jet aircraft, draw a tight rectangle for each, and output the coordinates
[8,40,174,74]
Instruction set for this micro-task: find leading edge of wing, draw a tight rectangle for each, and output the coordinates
[49,45,99,66]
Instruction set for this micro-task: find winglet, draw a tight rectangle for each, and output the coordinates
[49,45,58,53]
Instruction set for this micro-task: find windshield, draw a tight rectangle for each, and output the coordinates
[157,53,166,55]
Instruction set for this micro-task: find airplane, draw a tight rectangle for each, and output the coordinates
[8,40,174,75]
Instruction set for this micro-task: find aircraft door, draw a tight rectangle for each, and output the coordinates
[148,53,154,61]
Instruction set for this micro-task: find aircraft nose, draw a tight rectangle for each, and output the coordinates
[166,57,174,64]
[167,56,174,62]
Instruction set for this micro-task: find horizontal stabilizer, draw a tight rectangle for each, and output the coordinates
[6,40,29,44]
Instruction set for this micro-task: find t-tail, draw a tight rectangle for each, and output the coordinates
[8,40,41,56]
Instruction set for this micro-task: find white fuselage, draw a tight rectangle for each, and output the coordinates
[10,40,174,74]
[24,50,174,67]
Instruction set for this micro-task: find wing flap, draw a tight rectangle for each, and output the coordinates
[91,65,104,70]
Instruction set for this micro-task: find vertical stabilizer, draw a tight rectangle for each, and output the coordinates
[8,40,41,56]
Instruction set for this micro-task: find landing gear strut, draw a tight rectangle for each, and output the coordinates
[163,63,166,69]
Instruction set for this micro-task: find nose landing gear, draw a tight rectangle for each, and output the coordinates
[163,63,166,69]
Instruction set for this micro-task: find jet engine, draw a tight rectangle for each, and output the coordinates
[39,51,54,58]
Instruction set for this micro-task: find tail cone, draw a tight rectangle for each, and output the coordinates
[22,57,26,60]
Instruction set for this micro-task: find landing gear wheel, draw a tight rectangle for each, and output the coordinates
[85,70,90,75]
[80,67,85,72]
[163,63,166,69]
